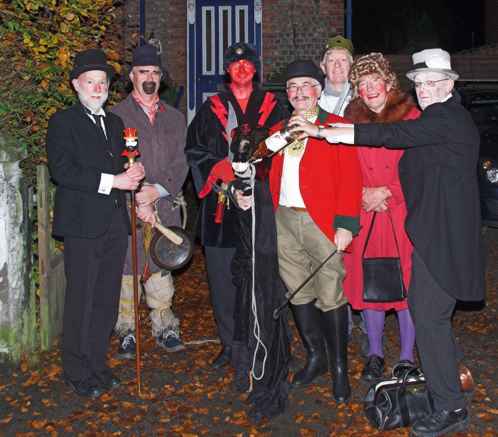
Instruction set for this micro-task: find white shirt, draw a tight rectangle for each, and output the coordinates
[279,115,318,208]
[82,104,114,195]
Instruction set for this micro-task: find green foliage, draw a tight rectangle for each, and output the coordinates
[0,0,124,185]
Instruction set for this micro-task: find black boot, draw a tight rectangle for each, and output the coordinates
[321,304,351,403]
[291,303,327,387]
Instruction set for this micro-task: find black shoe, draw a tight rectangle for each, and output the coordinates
[117,332,136,359]
[95,369,121,391]
[64,375,103,398]
[411,408,468,437]
[362,355,385,381]
[392,359,416,378]
[320,305,351,403]
[291,303,328,387]
[211,346,232,369]
[156,329,186,352]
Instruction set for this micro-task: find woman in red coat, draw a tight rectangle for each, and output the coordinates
[342,53,420,380]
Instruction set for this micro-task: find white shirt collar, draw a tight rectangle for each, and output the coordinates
[82,103,106,117]
[440,93,452,103]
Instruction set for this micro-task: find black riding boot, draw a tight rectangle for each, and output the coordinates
[291,302,327,386]
[321,304,351,403]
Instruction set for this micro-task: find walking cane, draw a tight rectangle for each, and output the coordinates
[273,248,339,320]
[122,128,142,396]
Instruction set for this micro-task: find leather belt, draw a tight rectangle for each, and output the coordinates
[289,206,307,212]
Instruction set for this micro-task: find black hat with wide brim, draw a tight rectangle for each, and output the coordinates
[285,60,324,88]
[70,48,114,81]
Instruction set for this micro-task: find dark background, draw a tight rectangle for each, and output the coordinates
[352,0,485,53]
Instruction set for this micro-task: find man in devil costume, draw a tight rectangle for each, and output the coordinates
[185,42,290,418]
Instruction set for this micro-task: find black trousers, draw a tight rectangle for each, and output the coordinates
[204,246,236,349]
[408,250,465,411]
[62,208,128,381]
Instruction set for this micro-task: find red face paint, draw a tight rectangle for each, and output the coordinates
[227,60,256,87]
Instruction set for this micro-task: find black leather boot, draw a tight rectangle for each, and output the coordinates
[291,303,327,387]
[321,304,351,403]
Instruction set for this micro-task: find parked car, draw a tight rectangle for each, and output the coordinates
[459,84,498,228]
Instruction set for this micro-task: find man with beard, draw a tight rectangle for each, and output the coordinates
[111,44,188,357]
[267,60,362,403]
[294,48,484,436]
[185,43,288,375]
[47,48,145,398]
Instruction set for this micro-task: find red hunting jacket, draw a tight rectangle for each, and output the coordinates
[269,109,362,242]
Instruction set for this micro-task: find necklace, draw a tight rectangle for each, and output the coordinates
[286,106,320,157]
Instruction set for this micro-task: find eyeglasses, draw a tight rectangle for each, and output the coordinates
[286,83,320,93]
[413,79,448,89]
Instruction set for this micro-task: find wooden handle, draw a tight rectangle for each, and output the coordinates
[154,222,183,245]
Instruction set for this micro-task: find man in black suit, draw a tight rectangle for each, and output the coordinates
[47,48,145,398]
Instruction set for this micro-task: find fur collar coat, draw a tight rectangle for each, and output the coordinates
[345,89,416,124]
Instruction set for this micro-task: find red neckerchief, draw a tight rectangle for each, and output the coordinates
[132,91,164,125]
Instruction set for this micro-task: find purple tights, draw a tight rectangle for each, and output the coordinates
[363,308,415,362]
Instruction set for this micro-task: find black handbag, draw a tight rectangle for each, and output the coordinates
[364,364,433,430]
[362,212,406,302]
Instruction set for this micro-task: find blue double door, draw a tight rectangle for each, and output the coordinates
[187,0,262,122]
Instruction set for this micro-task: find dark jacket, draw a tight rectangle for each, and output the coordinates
[185,87,288,247]
[47,103,130,238]
[111,95,188,274]
[355,92,484,301]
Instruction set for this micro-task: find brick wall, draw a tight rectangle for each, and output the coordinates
[122,1,345,93]
[123,0,187,112]
[119,1,498,115]
[262,0,344,81]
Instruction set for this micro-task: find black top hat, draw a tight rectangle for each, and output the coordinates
[132,43,162,69]
[223,42,259,71]
[70,48,114,81]
[285,60,324,88]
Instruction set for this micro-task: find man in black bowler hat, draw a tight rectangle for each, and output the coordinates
[47,48,145,398]
[267,59,362,403]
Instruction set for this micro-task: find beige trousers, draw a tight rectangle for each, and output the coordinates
[115,271,179,337]
[276,206,347,312]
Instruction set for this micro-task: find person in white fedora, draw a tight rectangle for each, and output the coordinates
[287,48,484,437]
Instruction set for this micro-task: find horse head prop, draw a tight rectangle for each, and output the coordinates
[227,124,269,203]
[230,124,269,170]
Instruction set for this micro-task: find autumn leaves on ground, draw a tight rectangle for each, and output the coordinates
[1,234,497,436]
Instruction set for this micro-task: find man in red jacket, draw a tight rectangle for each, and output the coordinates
[268,60,362,403]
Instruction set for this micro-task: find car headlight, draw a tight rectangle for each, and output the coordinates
[482,159,493,171]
